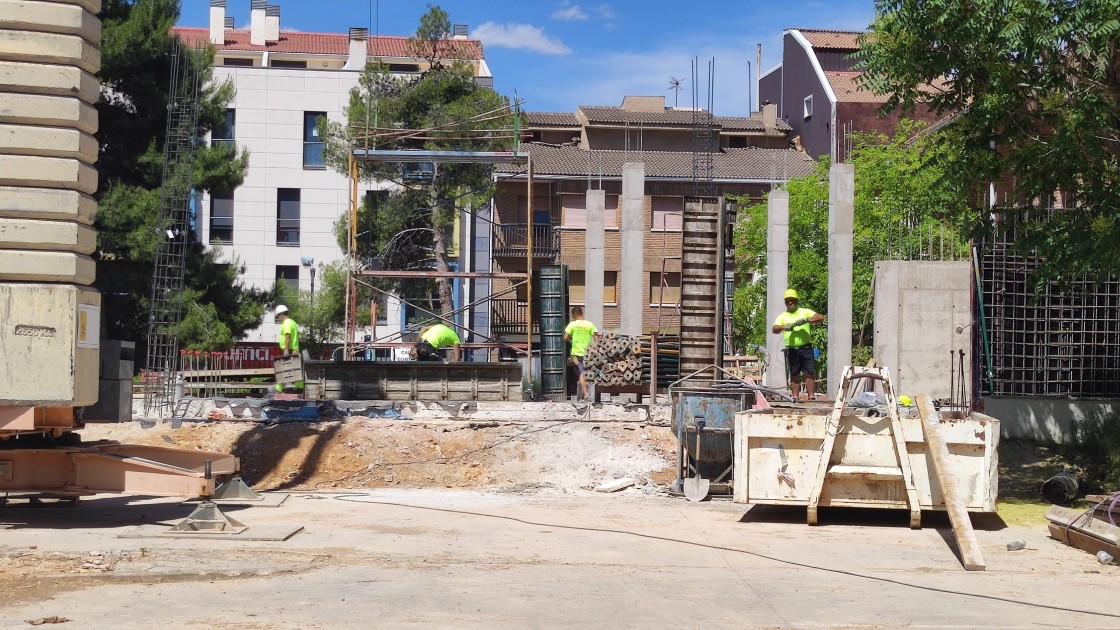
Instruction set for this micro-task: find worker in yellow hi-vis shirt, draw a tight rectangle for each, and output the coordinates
[564,306,599,402]
[771,289,824,400]
[275,305,303,393]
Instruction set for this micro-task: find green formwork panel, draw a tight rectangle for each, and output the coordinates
[539,264,568,398]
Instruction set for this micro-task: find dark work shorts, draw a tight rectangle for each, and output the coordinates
[417,340,441,361]
[786,346,815,379]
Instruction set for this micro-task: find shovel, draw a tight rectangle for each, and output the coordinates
[683,423,710,502]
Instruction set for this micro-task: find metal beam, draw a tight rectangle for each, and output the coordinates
[354,270,525,279]
[352,149,528,164]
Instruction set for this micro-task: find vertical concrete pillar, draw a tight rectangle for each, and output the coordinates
[764,189,789,388]
[827,163,854,396]
[619,163,645,335]
[584,189,606,328]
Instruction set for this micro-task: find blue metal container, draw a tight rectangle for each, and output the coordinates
[672,388,755,480]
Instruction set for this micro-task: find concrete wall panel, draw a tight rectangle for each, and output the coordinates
[0,249,95,284]
[0,28,99,73]
[0,217,96,254]
[0,155,97,194]
[0,60,98,101]
[0,283,100,406]
[0,186,96,224]
[0,124,97,162]
[0,93,98,134]
[0,1,101,44]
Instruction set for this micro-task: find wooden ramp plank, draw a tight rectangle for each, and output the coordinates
[917,394,986,571]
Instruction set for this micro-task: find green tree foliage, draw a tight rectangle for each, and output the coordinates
[732,124,969,361]
[95,0,265,354]
[322,4,515,320]
[858,1,1120,282]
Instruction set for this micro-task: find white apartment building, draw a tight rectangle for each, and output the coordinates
[174,0,491,344]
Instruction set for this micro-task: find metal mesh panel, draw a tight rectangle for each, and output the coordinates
[980,227,1120,398]
[143,40,205,417]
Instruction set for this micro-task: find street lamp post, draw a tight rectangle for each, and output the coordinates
[301,255,316,310]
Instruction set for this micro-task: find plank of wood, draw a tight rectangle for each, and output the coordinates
[917,394,986,571]
[1048,523,1120,561]
[1045,505,1120,544]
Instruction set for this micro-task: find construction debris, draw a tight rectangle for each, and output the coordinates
[1046,496,1120,563]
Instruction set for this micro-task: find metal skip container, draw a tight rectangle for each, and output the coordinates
[672,386,757,494]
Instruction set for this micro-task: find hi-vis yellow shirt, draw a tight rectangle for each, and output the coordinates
[773,307,816,347]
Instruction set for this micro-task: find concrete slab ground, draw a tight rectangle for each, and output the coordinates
[1,489,1116,629]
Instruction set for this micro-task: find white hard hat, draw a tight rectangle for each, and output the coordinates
[275,305,289,316]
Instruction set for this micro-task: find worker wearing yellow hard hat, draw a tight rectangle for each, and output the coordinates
[772,288,825,400]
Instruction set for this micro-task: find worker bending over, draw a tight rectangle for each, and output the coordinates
[414,323,461,361]
[771,289,824,400]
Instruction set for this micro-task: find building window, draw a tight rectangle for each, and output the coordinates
[803,95,813,120]
[222,57,254,66]
[271,59,307,68]
[275,265,299,292]
[209,191,234,243]
[211,109,235,148]
[561,194,618,228]
[303,112,326,168]
[387,63,421,73]
[650,272,681,306]
[276,188,300,245]
[568,270,618,305]
[651,197,684,231]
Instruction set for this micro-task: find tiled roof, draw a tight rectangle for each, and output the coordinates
[826,71,889,103]
[171,27,484,60]
[496,144,815,180]
[578,106,791,132]
[526,112,580,127]
[797,29,863,50]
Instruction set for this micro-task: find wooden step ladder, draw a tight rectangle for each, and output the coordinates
[806,365,922,528]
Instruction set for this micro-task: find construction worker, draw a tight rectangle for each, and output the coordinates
[274,305,303,393]
[771,289,824,400]
[564,306,599,401]
[413,323,461,361]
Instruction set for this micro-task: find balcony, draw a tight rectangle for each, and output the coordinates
[490,298,539,335]
[493,223,558,259]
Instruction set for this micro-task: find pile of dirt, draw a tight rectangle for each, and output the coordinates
[77,416,680,493]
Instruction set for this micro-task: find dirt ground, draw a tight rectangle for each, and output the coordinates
[3,412,1110,627]
[74,414,682,493]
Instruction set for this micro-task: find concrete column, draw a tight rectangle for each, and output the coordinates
[827,163,854,396]
[619,163,645,335]
[764,189,789,388]
[584,189,606,328]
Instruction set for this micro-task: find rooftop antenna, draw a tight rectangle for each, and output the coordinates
[668,76,685,108]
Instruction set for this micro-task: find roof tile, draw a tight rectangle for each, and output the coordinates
[577,106,791,132]
[797,28,863,50]
[171,27,483,60]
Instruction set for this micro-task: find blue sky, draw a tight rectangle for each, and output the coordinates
[178,0,876,117]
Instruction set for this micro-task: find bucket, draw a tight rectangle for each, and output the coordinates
[1040,471,1079,505]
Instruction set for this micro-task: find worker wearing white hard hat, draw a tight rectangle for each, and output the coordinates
[274,305,302,393]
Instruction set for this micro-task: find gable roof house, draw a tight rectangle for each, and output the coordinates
[759,28,941,163]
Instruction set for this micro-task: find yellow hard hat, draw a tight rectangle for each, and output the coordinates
[899,395,912,406]
[784,289,799,300]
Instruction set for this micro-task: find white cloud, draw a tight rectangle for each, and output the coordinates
[593,4,615,19]
[473,22,572,55]
[552,5,588,21]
